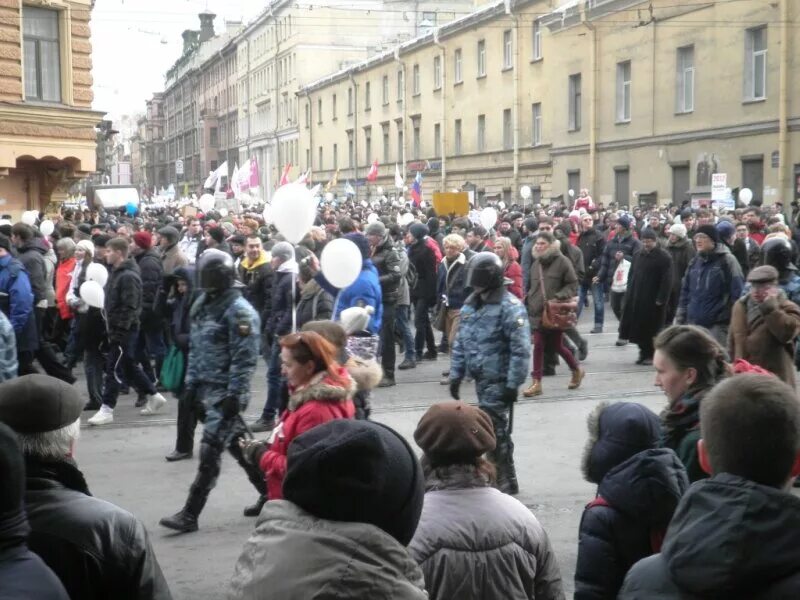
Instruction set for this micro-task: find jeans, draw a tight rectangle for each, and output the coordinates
[610,291,626,322]
[532,329,579,380]
[577,282,605,328]
[101,331,157,409]
[379,303,397,378]
[414,298,436,357]
[262,339,284,421]
[395,305,416,362]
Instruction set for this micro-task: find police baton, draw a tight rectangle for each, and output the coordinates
[508,402,515,435]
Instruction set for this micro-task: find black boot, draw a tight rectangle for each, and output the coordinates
[159,509,198,533]
[497,455,520,496]
[243,495,267,517]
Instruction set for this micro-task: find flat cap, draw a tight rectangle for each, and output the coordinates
[0,375,83,433]
[414,401,496,464]
[747,265,779,284]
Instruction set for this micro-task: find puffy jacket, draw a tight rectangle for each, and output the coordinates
[0,255,38,353]
[505,260,524,299]
[596,232,641,287]
[408,238,438,303]
[259,368,355,501]
[371,235,403,304]
[437,254,468,310]
[408,466,564,600]
[24,457,172,600]
[229,500,427,600]
[327,260,383,333]
[677,244,744,327]
[104,258,142,342]
[620,474,800,599]
[135,249,163,315]
[16,241,48,304]
[0,311,16,381]
[54,257,76,320]
[577,228,605,286]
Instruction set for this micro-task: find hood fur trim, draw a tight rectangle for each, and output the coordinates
[346,357,383,392]
[581,401,609,484]
[288,368,357,411]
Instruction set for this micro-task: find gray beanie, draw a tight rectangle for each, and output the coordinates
[365,221,387,238]
[271,241,295,263]
[158,225,180,244]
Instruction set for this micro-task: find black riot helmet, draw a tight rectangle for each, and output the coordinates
[465,252,504,290]
[197,249,235,291]
[761,237,795,272]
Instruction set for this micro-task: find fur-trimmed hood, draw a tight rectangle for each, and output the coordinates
[345,356,383,392]
[288,366,356,411]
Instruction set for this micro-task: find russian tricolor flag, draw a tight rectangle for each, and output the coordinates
[410,171,422,206]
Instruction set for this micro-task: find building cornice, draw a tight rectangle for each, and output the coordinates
[0,103,105,128]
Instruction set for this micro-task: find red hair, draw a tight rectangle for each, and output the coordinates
[279,331,348,386]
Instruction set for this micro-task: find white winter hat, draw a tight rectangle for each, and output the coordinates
[668,224,687,239]
[339,305,374,334]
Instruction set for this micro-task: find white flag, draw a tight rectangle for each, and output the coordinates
[394,163,404,189]
[231,163,240,197]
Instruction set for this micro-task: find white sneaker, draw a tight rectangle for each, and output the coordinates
[88,406,114,426]
[140,392,167,416]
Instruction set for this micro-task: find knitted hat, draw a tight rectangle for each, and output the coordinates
[617,215,632,229]
[365,221,386,238]
[339,305,374,334]
[271,241,295,263]
[208,227,225,244]
[640,228,658,241]
[158,225,179,244]
[283,419,425,546]
[132,231,152,250]
[668,223,687,239]
[408,223,429,241]
[229,234,246,246]
[76,239,95,257]
[343,233,370,260]
[716,220,736,241]
[524,217,538,233]
[694,224,719,244]
[91,234,111,248]
[414,401,496,465]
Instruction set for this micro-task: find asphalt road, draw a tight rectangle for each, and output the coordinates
[73,313,665,599]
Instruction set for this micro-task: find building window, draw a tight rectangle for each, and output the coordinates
[397,129,404,162]
[22,6,61,102]
[347,87,353,115]
[532,20,542,60]
[209,127,218,147]
[454,49,463,84]
[477,40,486,77]
[503,30,513,69]
[318,146,323,170]
[477,114,486,152]
[365,128,372,164]
[742,157,764,204]
[382,124,390,162]
[412,118,421,159]
[306,149,310,168]
[568,73,582,131]
[397,70,404,101]
[503,109,512,150]
[304,103,310,128]
[332,94,337,119]
[412,64,420,96]
[382,75,389,105]
[333,143,338,169]
[614,167,630,206]
[454,119,462,155]
[676,45,694,113]
[616,61,631,122]
[744,26,767,100]
[567,170,580,196]
[532,102,542,146]
[433,56,442,90]
[348,132,354,167]
[434,123,441,157]
[365,81,371,110]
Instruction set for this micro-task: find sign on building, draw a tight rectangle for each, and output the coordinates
[175,159,184,176]
[711,173,727,201]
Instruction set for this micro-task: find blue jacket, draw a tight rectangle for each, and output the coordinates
[450,288,531,388]
[677,245,744,327]
[319,260,384,334]
[0,311,17,381]
[0,254,37,353]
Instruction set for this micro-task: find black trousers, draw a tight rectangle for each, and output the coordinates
[19,308,74,382]
[379,302,397,378]
[414,298,436,356]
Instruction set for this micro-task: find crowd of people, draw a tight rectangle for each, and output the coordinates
[1,192,800,598]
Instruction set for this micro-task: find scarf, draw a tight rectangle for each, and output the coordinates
[745,289,788,329]
[660,388,708,450]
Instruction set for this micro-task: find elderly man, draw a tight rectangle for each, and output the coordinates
[0,374,172,599]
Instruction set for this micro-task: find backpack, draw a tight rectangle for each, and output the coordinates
[402,253,418,291]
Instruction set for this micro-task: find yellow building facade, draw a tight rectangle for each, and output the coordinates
[0,0,104,217]
[300,0,799,207]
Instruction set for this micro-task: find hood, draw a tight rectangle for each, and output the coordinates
[664,473,800,595]
[598,448,689,527]
[582,401,663,484]
[288,366,356,410]
[173,266,195,294]
[241,250,268,271]
[668,237,691,249]
[22,239,47,256]
[345,356,383,392]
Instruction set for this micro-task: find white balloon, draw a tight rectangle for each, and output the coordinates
[568,189,575,198]
[480,207,498,230]
[79,280,105,309]
[218,208,229,217]
[21,211,37,226]
[739,187,753,206]
[376,186,384,195]
[320,238,362,288]
[498,201,506,210]
[367,213,379,224]
[325,192,335,202]
[39,219,55,236]
[399,213,415,226]
[262,203,273,224]
[198,193,215,212]
[360,200,368,208]
[272,183,316,244]
[520,185,532,200]
[86,262,109,287]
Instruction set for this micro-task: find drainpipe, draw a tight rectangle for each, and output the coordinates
[505,0,519,202]
[349,72,359,192]
[302,89,313,173]
[393,47,407,181]
[581,1,598,196]
[271,11,282,199]
[433,27,447,191]
[778,0,790,209]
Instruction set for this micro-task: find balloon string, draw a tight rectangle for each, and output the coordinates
[332,291,341,322]
[291,272,297,333]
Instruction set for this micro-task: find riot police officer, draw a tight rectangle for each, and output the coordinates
[159,250,266,533]
[449,252,532,495]
[761,237,800,305]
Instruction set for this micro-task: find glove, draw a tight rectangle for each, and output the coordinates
[502,387,518,404]
[449,379,461,400]
[239,438,269,466]
[221,395,240,420]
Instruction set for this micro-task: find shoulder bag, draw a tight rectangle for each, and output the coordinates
[539,263,578,330]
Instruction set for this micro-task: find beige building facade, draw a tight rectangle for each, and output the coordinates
[0,0,104,217]
[300,0,800,207]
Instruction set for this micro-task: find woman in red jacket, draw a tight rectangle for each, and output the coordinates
[493,237,523,299]
[254,331,356,502]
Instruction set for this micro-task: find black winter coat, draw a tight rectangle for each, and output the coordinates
[296,280,333,329]
[135,249,163,316]
[577,228,605,285]
[408,239,437,303]
[238,258,273,326]
[104,258,142,342]
[597,232,641,287]
[620,474,800,599]
[24,457,172,600]
[619,246,673,345]
[17,242,48,304]
[370,236,403,304]
[265,270,296,340]
[666,238,695,310]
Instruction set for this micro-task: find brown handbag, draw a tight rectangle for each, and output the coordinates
[538,264,578,330]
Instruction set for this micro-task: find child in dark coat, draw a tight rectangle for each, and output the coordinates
[574,401,689,600]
